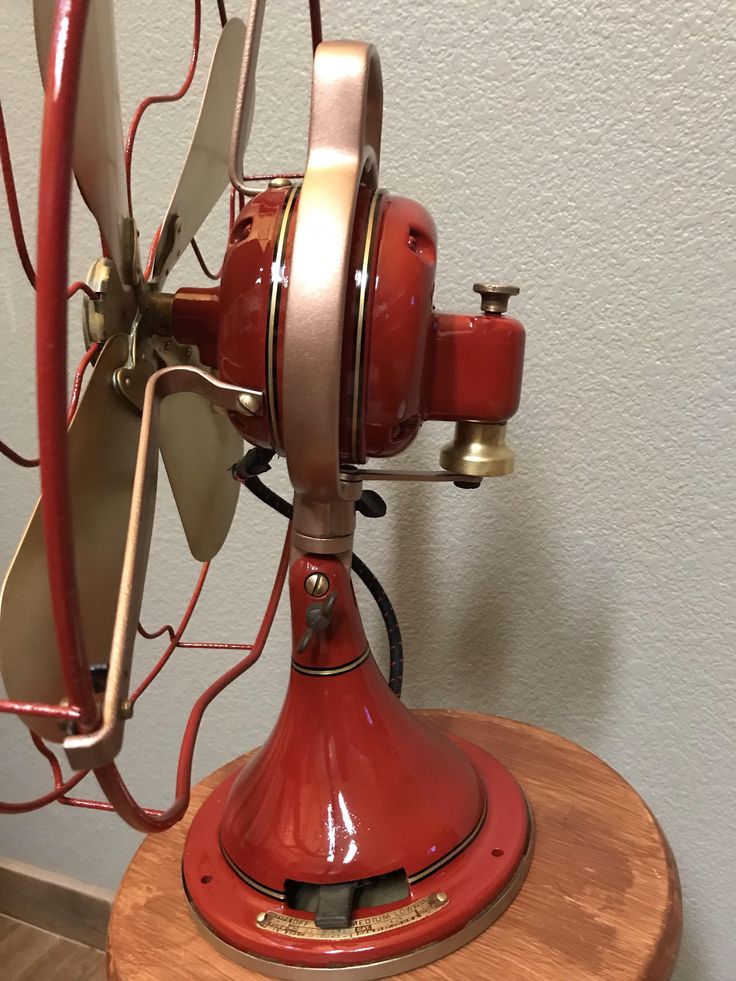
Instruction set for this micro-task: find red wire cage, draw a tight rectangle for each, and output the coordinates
[0,0,322,830]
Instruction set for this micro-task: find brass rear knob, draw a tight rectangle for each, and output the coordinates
[440,421,515,478]
[473,283,520,314]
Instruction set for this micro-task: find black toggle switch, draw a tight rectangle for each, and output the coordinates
[356,490,387,518]
[314,881,358,930]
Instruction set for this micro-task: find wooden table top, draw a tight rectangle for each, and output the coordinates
[108,710,681,980]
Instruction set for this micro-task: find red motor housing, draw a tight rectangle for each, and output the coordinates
[169,184,525,464]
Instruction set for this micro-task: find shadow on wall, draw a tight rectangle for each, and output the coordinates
[388,466,617,746]
[387,461,706,979]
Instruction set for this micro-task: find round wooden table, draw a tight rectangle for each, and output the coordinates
[108,710,682,980]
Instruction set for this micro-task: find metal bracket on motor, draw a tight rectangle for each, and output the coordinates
[113,318,212,413]
[341,467,481,486]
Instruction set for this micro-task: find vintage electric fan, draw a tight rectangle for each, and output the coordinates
[0,0,530,976]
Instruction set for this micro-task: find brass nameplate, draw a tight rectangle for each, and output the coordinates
[256,894,448,940]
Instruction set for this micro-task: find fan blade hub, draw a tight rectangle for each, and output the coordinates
[82,257,137,347]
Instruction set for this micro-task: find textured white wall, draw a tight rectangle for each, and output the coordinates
[0,2,734,978]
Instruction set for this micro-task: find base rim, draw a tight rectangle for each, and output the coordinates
[186,799,533,979]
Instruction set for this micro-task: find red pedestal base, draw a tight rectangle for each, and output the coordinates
[183,733,532,978]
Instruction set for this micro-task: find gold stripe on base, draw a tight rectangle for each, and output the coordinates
[291,648,370,678]
[220,845,287,902]
[408,797,488,885]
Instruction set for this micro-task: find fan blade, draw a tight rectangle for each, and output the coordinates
[151,17,246,288]
[159,393,243,562]
[34,0,130,282]
[0,335,140,743]
[147,17,246,559]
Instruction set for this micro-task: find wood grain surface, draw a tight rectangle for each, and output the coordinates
[108,710,682,980]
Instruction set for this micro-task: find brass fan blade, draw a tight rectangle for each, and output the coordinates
[0,335,139,742]
[34,0,130,282]
[151,17,246,288]
[159,394,243,562]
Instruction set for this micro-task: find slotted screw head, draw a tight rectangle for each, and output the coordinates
[305,572,330,597]
[238,392,261,415]
[473,282,520,314]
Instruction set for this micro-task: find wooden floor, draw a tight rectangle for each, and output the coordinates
[0,914,105,980]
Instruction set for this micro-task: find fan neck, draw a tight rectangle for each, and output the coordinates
[291,492,359,556]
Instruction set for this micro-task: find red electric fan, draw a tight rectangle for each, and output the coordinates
[0,1,531,976]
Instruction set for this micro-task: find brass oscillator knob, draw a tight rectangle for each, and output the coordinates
[440,421,515,478]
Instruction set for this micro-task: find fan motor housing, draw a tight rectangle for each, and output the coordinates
[169,185,526,463]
